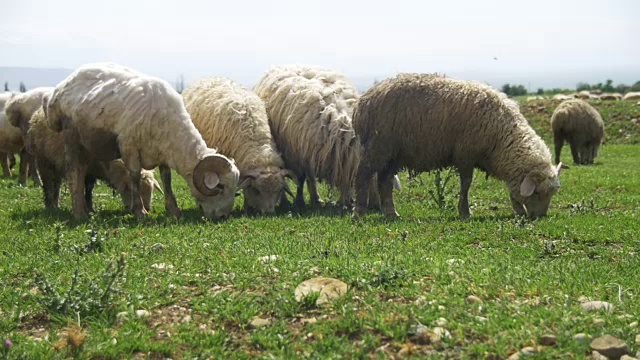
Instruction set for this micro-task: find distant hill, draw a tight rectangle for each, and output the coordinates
[0,67,73,91]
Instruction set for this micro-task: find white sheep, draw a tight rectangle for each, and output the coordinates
[622,92,640,100]
[28,104,162,212]
[0,92,19,178]
[253,65,365,207]
[182,77,294,214]
[599,93,622,100]
[552,94,575,101]
[46,62,240,220]
[550,99,604,165]
[352,73,562,219]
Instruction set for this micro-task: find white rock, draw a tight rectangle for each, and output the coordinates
[151,263,174,270]
[435,317,447,326]
[520,346,537,355]
[446,259,465,266]
[294,277,348,305]
[573,333,591,344]
[580,301,614,312]
[629,321,638,328]
[475,316,488,322]
[258,255,280,263]
[466,295,483,305]
[249,317,270,329]
[593,318,606,326]
[135,310,150,318]
[591,351,608,360]
[621,355,638,360]
[432,327,451,341]
[437,305,446,311]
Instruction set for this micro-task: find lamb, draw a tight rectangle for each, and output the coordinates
[622,92,640,100]
[4,87,55,186]
[550,99,604,165]
[253,65,367,207]
[182,77,293,214]
[352,73,562,219]
[28,103,162,212]
[46,62,240,220]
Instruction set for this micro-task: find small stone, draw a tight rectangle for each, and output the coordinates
[151,263,174,270]
[414,296,427,305]
[593,318,606,326]
[581,301,614,312]
[294,277,348,305]
[431,327,451,341]
[258,255,279,263]
[300,317,317,325]
[507,353,520,360]
[116,311,129,321]
[591,351,608,360]
[135,310,150,318]
[539,334,557,346]
[475,316,488,322]
[435,317,447,326]
[520,346,537,355]
[437,305,446,311]
[573,333,592,344]
[629,322,638,328]
[249,317,270,329]
[150,243,165,251]
[181,315,192,323]
[621,355,638,360]
[591,335,629,358]
[446,259,465,266]
[466,295,483,305]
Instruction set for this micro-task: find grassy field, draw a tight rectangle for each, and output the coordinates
[0,100,638,359]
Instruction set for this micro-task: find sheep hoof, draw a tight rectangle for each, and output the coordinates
[167,208,182,218]
[311,199,325,207]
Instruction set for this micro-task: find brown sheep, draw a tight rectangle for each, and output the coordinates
[550,99,604,165]
[353,73,561,219]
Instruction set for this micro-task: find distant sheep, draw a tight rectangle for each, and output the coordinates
[599,93,622,100]
[183,77,293,214]
[552,94,574,101]
[352,73,562,219]
[46,62,240,220]
[254,66,364,207]
[576,91,590,99]
[526,96,545,102]
[550,99,604,165]
[28,105,162,212]
[622,92,640,100]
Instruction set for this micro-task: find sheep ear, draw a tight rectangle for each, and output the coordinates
[204,172,220,190]
[520,174,537,197]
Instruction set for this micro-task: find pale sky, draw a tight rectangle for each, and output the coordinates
[1,0,639,90]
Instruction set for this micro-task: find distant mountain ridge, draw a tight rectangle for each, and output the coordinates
[0,67,73,90]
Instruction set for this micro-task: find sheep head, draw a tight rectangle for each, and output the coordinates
[510,163,562,219]
[191,153,240,220]
[239,167,294,215]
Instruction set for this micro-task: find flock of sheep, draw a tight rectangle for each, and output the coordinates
[0,63,614,221]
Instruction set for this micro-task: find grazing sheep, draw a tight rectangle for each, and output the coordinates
[5,87,55,186]
[552,94,574,101]
[526,96,545,102]
[622,92,640,100]
[599,93,622,100]
[28,105,162,212]
[550,99,604,165]
[352,73,562,219]
[0,92,19,177]
[46,62,240,220]
[253,65,365,207]
[576,91,591,100]
[183,77,293,214]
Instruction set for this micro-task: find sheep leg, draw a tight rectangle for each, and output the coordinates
[0,153,11,177]
[18,149,31,186]
[38,159,61,209]
[84,175,97,213]
[353,160,376,218]
[64,134,89,219]
[160,165,181,217]
[458,168,473,219]
[126,168,147,219]
[553,136,564,165]
[29,157,42,186]
[307,177,324,206]
[367,175,381,210]
[294,173,306,208]
[378,167,399,218]
[569,142,580,165]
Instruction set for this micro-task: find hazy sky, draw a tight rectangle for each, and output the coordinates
[1,0,639,89]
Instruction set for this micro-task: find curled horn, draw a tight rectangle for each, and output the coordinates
[193,155,232,196]
[152,179,164,195]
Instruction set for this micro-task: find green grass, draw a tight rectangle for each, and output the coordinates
[1,100,639,359]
